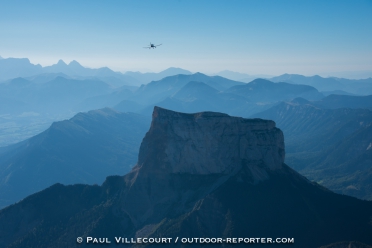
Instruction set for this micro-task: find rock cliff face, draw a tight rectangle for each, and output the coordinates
[120,107,285,227]
[1,107,372,248]
[137,106,285,176]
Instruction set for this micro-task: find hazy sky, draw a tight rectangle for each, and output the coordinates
[1,0,371,77]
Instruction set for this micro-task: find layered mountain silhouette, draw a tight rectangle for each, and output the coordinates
[254,98,372,200]
[270,74,372,95]
[1,72,330,147]
[124,67,192,84]
[75,87,134,112]
[0,58,127,83]
[225,78,323,102]
[0,76,112,114]
[212,70,273,83]
[0,58,43,81]
[1,107,372,248]
[0,57,194,87]
[124,77,324,118]
[129,72,244,105]
[137,81,254,116]
[0,108,150,209]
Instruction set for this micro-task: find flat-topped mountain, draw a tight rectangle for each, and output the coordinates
[1,107,372,248]
[137,107,284,176]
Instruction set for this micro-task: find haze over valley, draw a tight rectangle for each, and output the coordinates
[1,1,372,247]
[1,56,372,209]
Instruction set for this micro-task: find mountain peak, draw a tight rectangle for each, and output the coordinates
[194,72,205,76]
[56,59,67,66]
[137,107,284,177]
[68,60,83,68]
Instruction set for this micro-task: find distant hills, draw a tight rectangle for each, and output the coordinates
[270,73,372,95]
[0,76,112,114]
[1,107,372,247]
[225,78,323,102]
[213,70,273,83]
[129,72,244,106]
[0,108,150,209]
[0,72,330,147]
[0,58,43,81]
[133,78,324,117]
[124,67,192,85]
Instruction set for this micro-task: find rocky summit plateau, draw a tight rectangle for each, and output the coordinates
[139,106,285,175]
[1,107,372,248]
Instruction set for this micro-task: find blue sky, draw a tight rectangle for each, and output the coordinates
[1,0,371,77]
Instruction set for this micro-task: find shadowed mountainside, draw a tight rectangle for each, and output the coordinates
[1,107,372,248]
[0,108,150,209]
[253,98,372,200]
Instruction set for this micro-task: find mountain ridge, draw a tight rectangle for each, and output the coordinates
[270,73,372,94]
[0,108,150,209]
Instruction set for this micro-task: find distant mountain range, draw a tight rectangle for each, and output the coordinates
[0,57,192,86]
[129,72,244,105]
[124,67,192,85]
[225,78,323,102]
[0,108,150,209]
[212,70,273,83]
[114,77,324,117]
[270,73,372,95]
[0,76,112,115]
[0,72,330,147]
[1,107,372,247]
